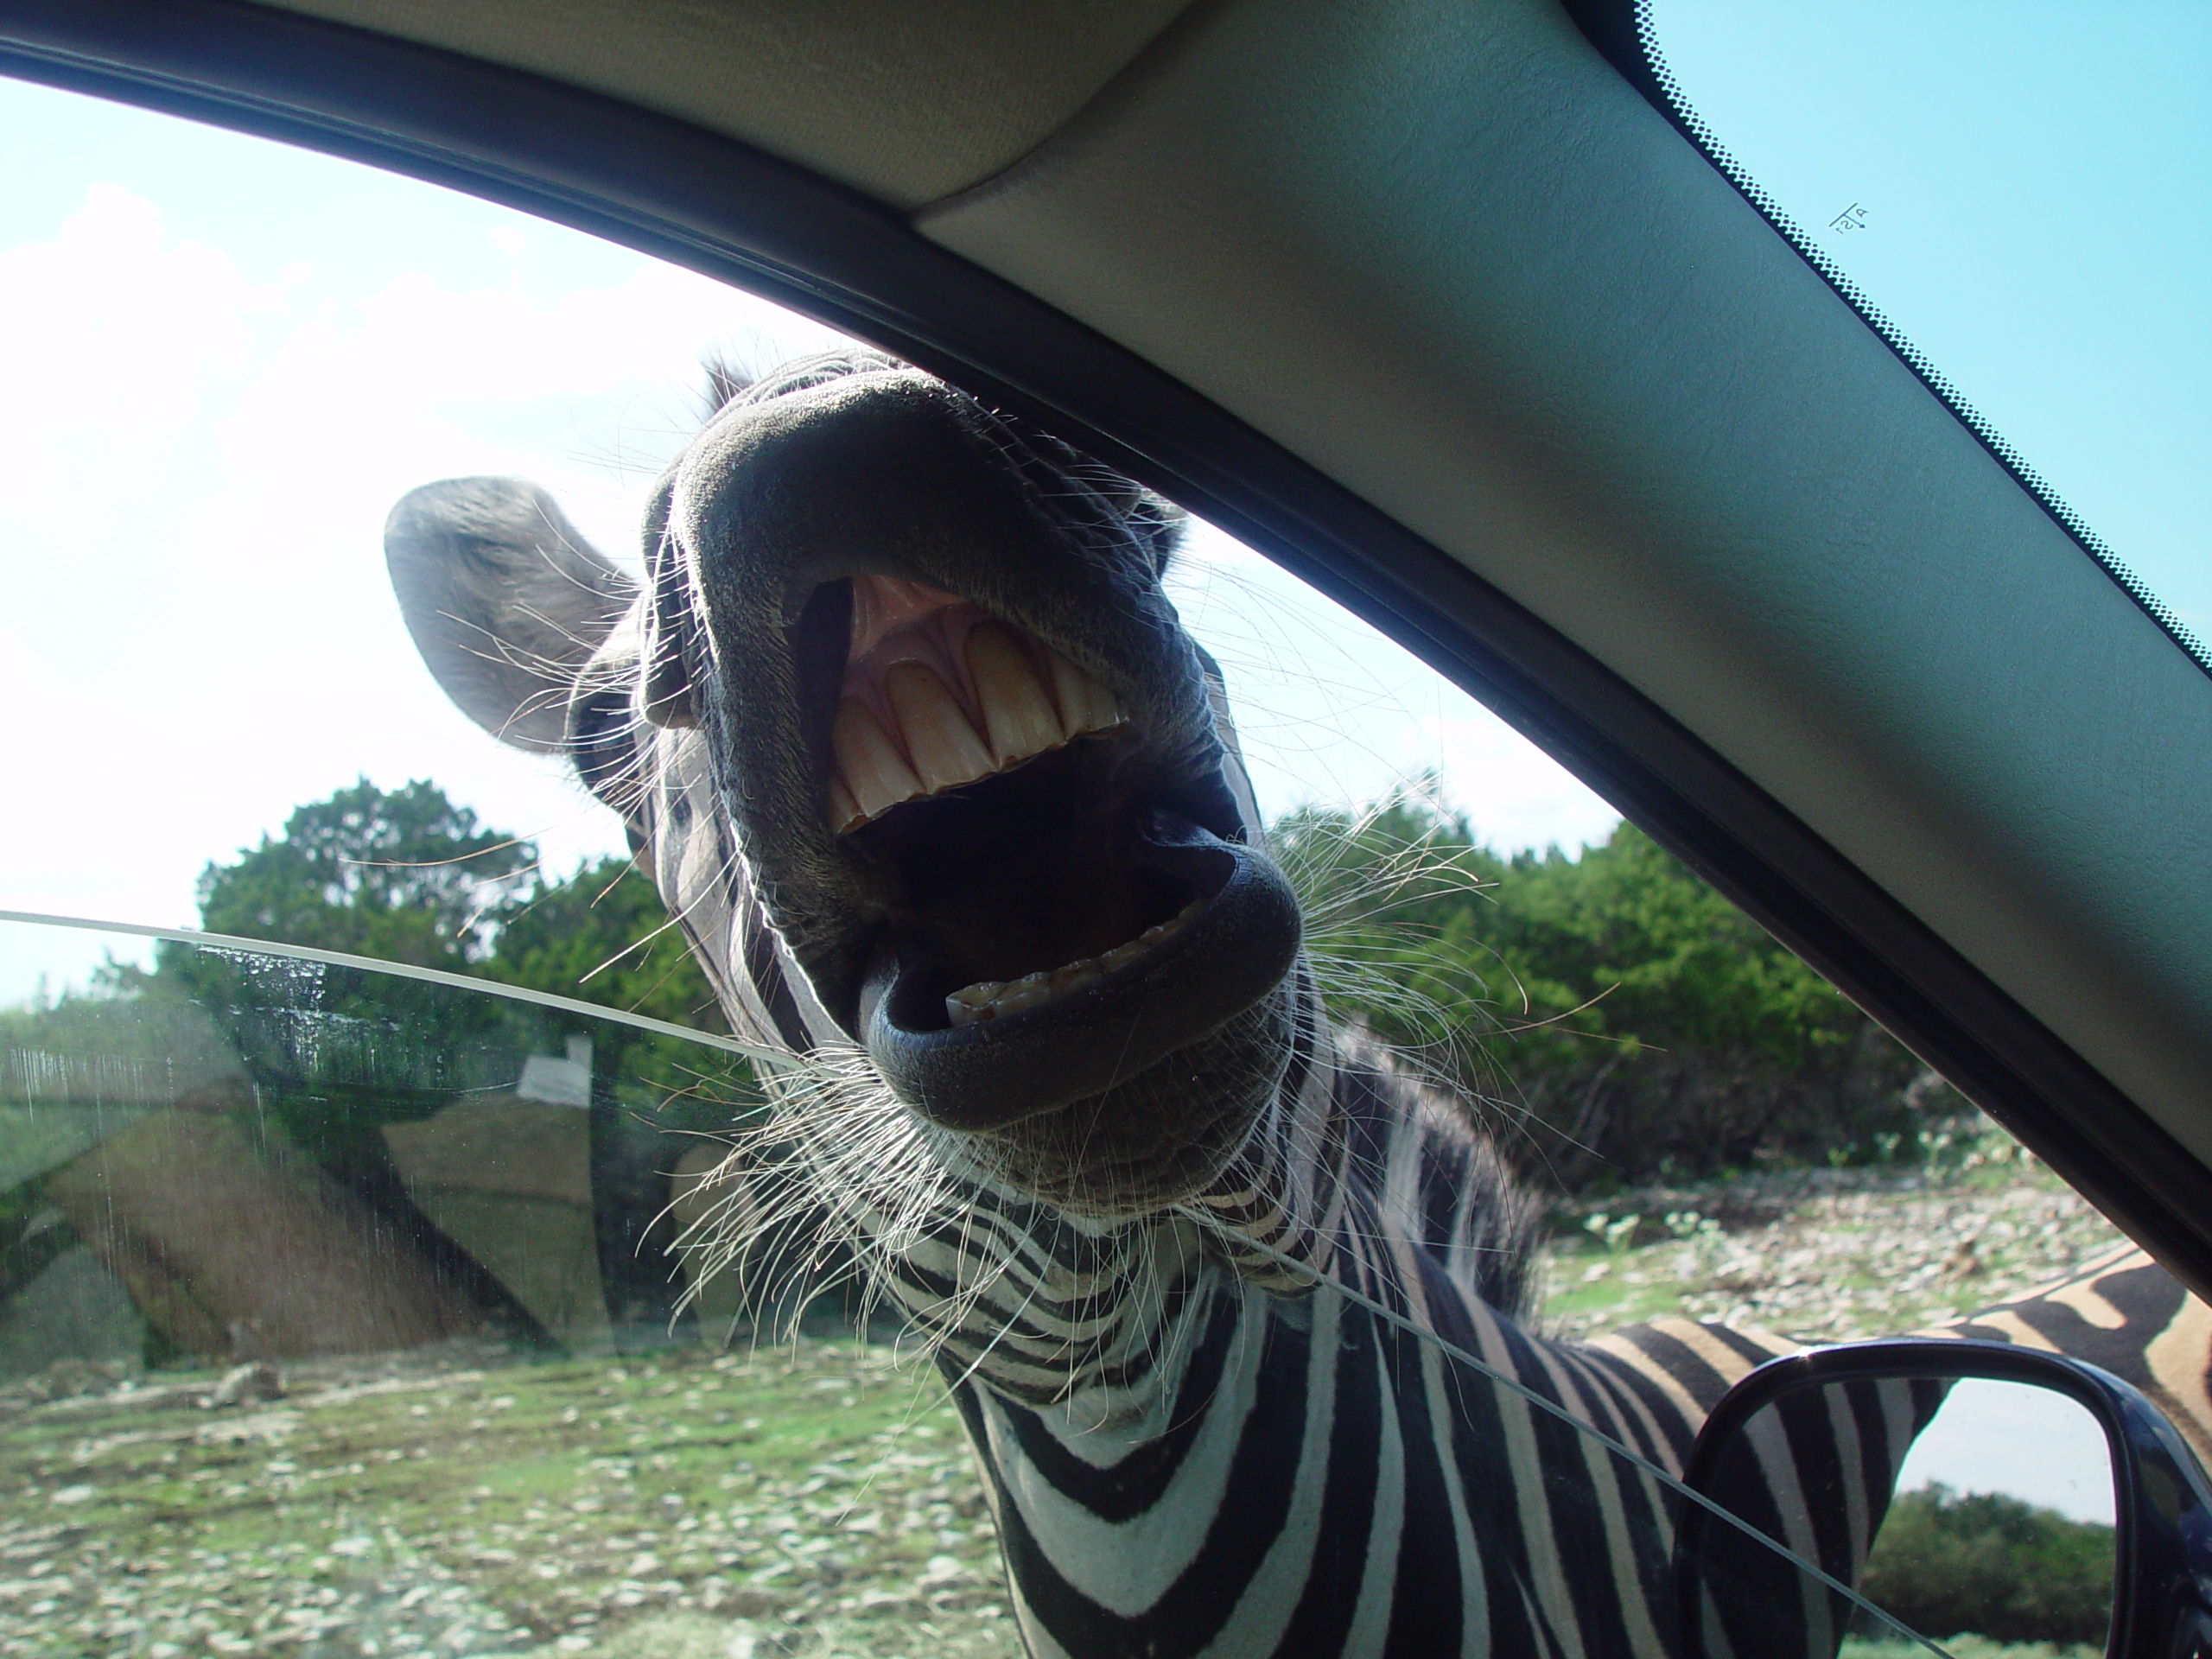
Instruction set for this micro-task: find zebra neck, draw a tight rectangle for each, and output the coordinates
[868,966,1344,1411]
[885,1190,1227,1414]
[1185,974,1353,1289]
[946,1274,1718,1659]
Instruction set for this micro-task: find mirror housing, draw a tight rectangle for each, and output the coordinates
[1674,1339,2212,1659]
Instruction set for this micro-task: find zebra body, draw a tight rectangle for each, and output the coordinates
[383,350,2209,1658]
[884,1019,1788,1659]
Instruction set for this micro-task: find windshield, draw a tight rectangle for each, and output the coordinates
[1649,0,2212,658]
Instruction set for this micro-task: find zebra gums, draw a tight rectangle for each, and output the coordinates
[385,351,2212,1659]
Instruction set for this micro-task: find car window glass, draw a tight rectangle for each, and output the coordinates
[2,918,1949,1658]
[0,70,2142,1658]
[1648,0,2212,654]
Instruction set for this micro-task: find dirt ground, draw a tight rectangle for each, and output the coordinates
[0,1141,2138,1658]
[1538,1138,2129,1344]
[0,1337,1017,1659]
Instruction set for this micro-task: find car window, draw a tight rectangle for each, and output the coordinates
[7,916,1955,1659]
[0,69,2143,1659]
[1648,0,2211,661]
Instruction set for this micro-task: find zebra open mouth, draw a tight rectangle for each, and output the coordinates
[386,352,1309,1202]
[815,574,1299,1132]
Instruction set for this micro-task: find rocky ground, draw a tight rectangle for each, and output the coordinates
[0,1134,2138,1658]
[1537,1130,2131,1345]
[0,1337,1018,1659]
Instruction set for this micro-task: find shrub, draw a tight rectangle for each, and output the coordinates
[1857,1484,2113,1649]
[1281,790,1927,1190]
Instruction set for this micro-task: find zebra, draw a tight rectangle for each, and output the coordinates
[385,348,2209,1657]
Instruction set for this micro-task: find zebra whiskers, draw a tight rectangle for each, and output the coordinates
[664,1024,1301,1427]
[386,352,2212,1659]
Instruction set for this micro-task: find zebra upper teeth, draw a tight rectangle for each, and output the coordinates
[944,899,1204,1027]
[826,601,1123,832]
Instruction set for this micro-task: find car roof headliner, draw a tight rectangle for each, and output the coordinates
[269,0,1198,207]
[7,0,2212,1295]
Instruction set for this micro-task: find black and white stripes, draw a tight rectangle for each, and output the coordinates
[385,350,2212,1659]
[687,874,2204,1657]
[706,915,1791,1656]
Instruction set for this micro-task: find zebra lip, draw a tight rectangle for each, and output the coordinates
[857,810,1301,1133]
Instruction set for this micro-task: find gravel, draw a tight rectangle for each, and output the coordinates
[0,1337,1018,1658]
[1538,1141,2131,1345]
[0,1145,2131,1656]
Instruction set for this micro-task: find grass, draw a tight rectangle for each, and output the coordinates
[0,1333,1019,1658]
[0,1141,2140,1657]
[1840,1639,2099,1659]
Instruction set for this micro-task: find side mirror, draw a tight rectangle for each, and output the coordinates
[1673,1339,2212,1659]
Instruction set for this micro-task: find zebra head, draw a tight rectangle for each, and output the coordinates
[387,351,1305,1219]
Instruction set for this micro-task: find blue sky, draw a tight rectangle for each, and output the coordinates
[1655,0,2209,641]
[1,6,2202,1002]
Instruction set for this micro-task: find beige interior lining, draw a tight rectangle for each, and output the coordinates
[916,0,2212,1155]
[257,0,1196,207]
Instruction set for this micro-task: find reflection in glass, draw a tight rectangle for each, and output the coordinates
[1686,1371,2116,1659]
[1847,1381,2114,1657]
[0,919,1015,1658]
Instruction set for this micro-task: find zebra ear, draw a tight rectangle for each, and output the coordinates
[385,477,639,753]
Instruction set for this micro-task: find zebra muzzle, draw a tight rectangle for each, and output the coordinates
[858,808,1300,1131]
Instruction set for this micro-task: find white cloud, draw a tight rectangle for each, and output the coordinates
[1421,716,1624,855]
[0,176,1618,1006]
[215,252,851,560]
[0,188,853,1001]
[0,184,273,472]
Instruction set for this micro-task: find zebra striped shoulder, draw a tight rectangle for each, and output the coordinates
[1917,1242,2212,1466]
[1568,1319,1799,1471]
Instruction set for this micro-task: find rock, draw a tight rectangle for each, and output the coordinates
[202,1362,285,1409]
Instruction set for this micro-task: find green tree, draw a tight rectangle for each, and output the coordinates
[124,780,740,1170]
[31,781,753,1347]
[1486,826,1856,1060]
[488,855,721,1031]
[1281,791,1923,1189]
[109,774,1926,1194]
[1858,1484,2114,1648]
[192,778,533,969]
[486,855,733,1103]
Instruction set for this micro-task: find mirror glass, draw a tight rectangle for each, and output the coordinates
[1684,1374,2117,1659]
[1852,1379,2116,1657]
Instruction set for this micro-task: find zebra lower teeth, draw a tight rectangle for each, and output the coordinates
[944,899,1204,1027]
